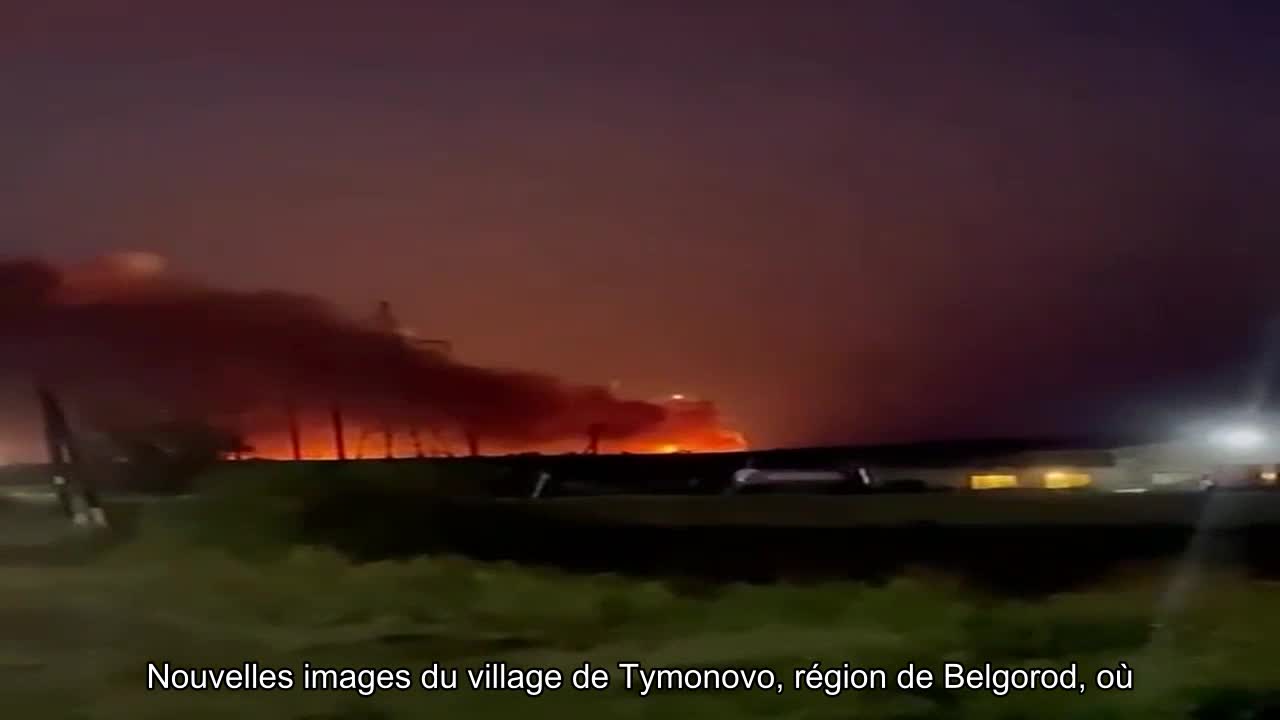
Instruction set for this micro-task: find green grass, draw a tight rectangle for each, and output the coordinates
[3,465,1280,719]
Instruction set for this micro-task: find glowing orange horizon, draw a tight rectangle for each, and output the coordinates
[224,391,747,460]
[233,423,748,460]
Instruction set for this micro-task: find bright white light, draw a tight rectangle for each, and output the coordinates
[1209,425,1267,450]
[669,393,686,401]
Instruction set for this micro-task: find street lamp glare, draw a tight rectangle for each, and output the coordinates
[1210,425,1267,450]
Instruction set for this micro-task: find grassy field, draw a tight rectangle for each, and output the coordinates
[3,462,1280,719]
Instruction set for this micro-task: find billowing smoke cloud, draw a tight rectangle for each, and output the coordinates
[0,253,738,453]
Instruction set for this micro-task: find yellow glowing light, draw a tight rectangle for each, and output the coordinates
[1262,471,1278,484]
[656,444,681,454]
[669,394,686,401]
[1044,471,1092,490]
[970,474,1018,490]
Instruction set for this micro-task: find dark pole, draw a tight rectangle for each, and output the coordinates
[409,427,425,458]
[286,399,302,461]
[354,429,372,460]
[37,385,74,519]
[36,384,106,527]
[586,423,603,455]
[331,403,347,461]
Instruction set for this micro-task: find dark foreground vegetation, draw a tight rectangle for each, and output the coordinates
[3,461,1280,719]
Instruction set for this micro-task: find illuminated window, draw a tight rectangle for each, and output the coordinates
[970,474,1018,490]
[1044,471,1092,490]
[1152,472,1200,486]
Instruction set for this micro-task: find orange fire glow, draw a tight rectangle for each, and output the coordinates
[232,395,748,460]
[237,426,747,460]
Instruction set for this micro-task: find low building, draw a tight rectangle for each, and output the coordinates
[861,439,1278,492]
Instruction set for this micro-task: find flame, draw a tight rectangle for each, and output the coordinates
[2,254,751,461]
[232,393,748,460]
[213,327,747,460]
[236,425,747,459]
[613,394,748,454]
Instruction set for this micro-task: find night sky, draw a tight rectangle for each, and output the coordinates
[4,1,1279,450]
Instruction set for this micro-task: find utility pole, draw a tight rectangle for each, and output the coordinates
[36,385,107,529]
[331,402,347,461]
[285,398,302,461]
[586,423,604,455]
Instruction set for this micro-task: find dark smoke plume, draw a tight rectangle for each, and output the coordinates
[0,254,686,448]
